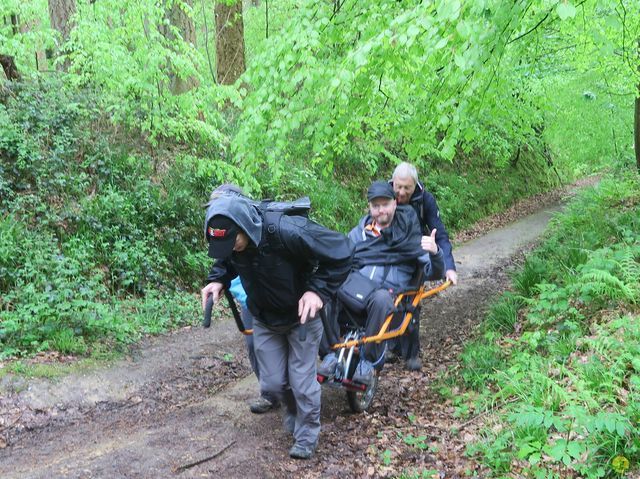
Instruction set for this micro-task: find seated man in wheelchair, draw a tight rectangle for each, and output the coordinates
[319,180,445,385]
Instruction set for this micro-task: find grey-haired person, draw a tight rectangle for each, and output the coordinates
[388,163,457,370]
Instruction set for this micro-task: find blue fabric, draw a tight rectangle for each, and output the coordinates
[229,276,247,307]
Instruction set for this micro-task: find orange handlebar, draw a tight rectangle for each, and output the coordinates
[331,280,452,350]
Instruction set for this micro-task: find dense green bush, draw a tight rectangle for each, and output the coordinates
[0,79,208,357]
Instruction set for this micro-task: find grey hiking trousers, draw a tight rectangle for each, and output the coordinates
[252,316,324,448]
[241,307,279,405]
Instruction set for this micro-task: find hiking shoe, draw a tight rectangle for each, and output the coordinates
[249,396,280,414]
[283,412,296,435]
[317,352,338,377]
[289,442,316,460]
[385,348,399,364]
[352,359,375,385]
[405,357,422,371]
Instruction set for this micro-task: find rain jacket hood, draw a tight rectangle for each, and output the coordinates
[203,195,263,248]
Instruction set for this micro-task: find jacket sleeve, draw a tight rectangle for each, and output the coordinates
[422,191,456,272]
[205,259,237,288]
[420,249,446,281]
[347,225,362,244]
[280,217,354,304]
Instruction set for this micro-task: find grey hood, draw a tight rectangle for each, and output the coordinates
[203,195,263,247]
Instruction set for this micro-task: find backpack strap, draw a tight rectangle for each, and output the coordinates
[261,209,285,252]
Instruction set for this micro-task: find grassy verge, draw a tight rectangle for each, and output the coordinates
[448,165,639,478]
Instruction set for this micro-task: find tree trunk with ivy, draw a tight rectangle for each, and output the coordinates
[162,0,199,95]
[214,0,246,85]
[48,0,76,70]
[0,54,21,81]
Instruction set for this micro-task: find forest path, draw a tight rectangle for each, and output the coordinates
[0,185,584,479]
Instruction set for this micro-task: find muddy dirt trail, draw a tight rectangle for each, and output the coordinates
[0,194,573,479]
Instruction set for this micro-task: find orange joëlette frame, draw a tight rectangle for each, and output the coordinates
[330,280,451,350]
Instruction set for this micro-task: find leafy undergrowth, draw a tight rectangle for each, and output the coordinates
[453,168,640,478]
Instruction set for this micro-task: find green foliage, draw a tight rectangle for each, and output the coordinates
[0,79,208,357]
[514,256,549,298]
[542,74,633,176]
[0,0,53,71]
[460,340,505,390]
[234,0,548,177]
[232,0,638,187]
[483,292,525,334]
[66,0,232,147]
[457,171,640,477]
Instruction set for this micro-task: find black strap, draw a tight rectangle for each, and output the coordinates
[224,289,245,333]
[382,265,390,283]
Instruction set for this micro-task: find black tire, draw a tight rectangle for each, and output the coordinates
[347,371,378,413]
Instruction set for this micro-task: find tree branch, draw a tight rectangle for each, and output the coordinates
[378,73,389,109]
[507,10,551,45]
[173,440,236,473]
[507,0,587,45]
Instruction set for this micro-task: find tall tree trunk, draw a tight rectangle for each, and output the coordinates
[162,0,199,94]
[48,0,76,70]
[214,0,245,85]
[0,54,21,81]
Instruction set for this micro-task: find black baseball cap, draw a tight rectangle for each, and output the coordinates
[207,215,239,259]
[367,180,396,201]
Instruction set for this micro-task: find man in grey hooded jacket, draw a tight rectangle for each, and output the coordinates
[201,194,353,459]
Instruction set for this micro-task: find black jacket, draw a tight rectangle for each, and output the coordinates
[389,180,456,272]
[348,205,445,290]
[205,198,354,329]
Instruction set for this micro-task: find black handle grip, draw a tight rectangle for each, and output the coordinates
[203,295,214,328]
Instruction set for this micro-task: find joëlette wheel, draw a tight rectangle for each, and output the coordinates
[347,371,378,413]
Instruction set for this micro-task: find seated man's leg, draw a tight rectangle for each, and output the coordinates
[363,288,395,368]
[404,305,422,371]
[318,300,340,358]
[317,301,340,377]
[352,289,393,385]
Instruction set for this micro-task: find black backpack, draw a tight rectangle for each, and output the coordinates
[258,197,311,252]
